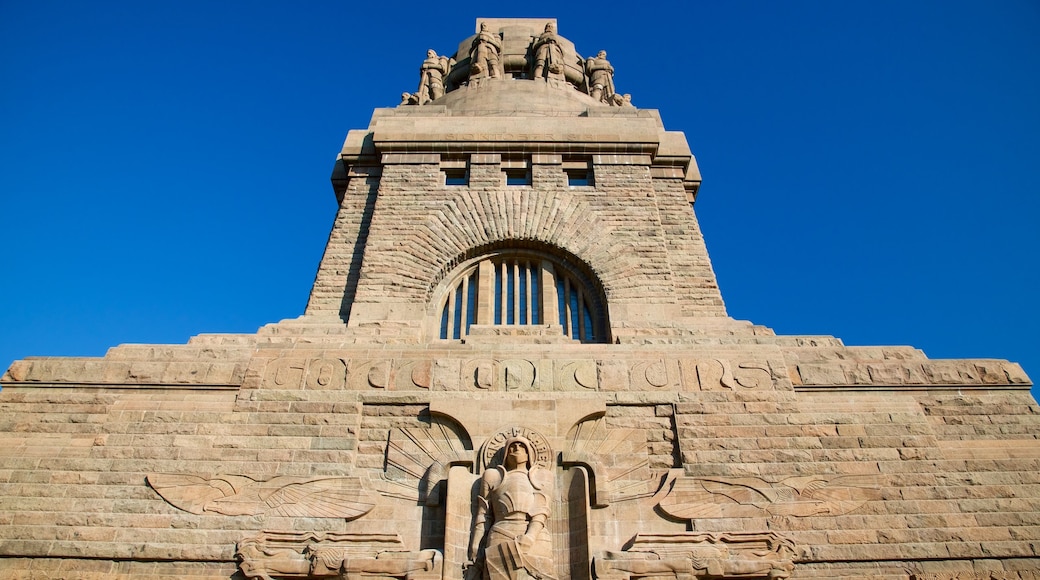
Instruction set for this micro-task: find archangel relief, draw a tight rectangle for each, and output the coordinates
[468,436,557,580]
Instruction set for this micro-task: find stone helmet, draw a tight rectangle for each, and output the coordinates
[502,435,534,469]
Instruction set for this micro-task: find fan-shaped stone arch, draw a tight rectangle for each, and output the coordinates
[428,242,610,343]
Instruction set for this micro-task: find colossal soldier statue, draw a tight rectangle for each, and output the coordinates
[470,22,503,80]
[585,50,615,103]
[532,23,564,81]
[417,49,451,105]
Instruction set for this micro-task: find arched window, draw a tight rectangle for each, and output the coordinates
[435,249,607,343]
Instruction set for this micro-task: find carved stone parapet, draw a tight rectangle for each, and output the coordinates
[594,532,798,579]
[236,531,441,580]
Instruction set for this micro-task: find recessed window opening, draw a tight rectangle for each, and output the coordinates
[440,270,478,339]
[564,158,593,187]
[435,250,607,343]
[441,156,469,186]
[503,157,531,186]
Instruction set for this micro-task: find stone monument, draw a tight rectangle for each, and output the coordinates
[1,18,1038,580]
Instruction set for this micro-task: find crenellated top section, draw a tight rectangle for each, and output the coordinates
[403,19,632,109]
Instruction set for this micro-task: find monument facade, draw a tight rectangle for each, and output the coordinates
[2,19,1038,580]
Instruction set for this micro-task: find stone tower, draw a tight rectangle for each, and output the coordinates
[2,19,1038,580]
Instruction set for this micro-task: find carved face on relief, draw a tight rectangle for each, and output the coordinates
[427,49,436,58]
[503,437,531,470]
[597,50,606,59]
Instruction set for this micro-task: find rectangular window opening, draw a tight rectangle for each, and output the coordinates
[441,156,469,186]
[444,168,468,186]
[564,157,593,187]
[502,156,531,186]
[504,168,530,186]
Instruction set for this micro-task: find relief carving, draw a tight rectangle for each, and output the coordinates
[556,360,598,390]
[380,419,473,506]
[468,435,557,580]
[657,474,880,520]
[594,532,798,580]
[694,359,738,391]
[503,359,537,391]
[147,474,374,520]
[236,531,441,580]
[393,359,432,390]
[560,415,657,507]
[263,358,346,390]
[347,359,391,389]
[632,359,680,389]
[733,363,773,390]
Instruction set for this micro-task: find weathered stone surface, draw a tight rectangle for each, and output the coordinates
[0,16,1036,580]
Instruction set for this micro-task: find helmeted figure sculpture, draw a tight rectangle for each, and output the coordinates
[532,23,565,81]
[585,50,615,103]
[418,49,452,105]
[468,437,556,580]
[470,22,503,80]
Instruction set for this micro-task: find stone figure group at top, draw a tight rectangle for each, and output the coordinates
[402,21,631,107]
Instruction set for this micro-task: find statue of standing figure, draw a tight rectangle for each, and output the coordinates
[532,23,564,80]
[417,49,452,105]
[585,50,615,103]
[468,437,556,580]
[470,22,503,80]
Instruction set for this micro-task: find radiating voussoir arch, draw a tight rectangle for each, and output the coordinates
[427,241,610,343]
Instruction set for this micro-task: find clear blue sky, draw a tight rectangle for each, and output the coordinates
[2,2,1038,400]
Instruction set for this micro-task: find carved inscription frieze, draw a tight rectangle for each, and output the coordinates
[258,356,787,392]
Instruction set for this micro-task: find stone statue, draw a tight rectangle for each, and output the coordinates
[470,22,503,80]
[418,49,452,105]
[532,23,564,80]
[585,50,615,103]
[468,437,556,580]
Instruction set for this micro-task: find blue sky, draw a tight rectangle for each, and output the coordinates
[2,2,1038,400]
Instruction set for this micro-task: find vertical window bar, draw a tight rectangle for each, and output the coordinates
[584,298,595,342]
[454,281,465,339]
[460,274,470,338]
[440,302,449,339]
[512,260,520,325]
[563,277,572,337]
[446,284,457,340]
[524,261,533,324]
[577,287,586,342]
[570,286,580,341]
[466,272,477,334]
[494,262,503,324]
[531,266,540,325]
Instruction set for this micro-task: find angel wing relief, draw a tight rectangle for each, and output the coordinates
[561,415,662,507]
[147,474,375,520]
[375,420,473,506]
[658,474,881,520]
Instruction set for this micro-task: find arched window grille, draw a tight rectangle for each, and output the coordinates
[436,251,607,343]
